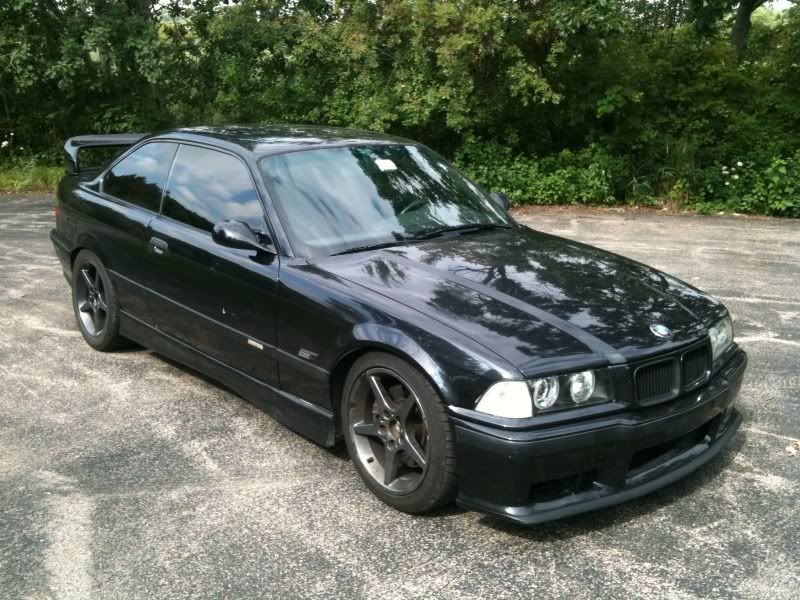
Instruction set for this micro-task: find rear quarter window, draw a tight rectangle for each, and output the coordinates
[102,143,178,211]
[162,145,265,234]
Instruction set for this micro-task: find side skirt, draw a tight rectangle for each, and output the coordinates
[119,311,337,447]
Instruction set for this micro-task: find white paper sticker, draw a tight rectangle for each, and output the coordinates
[374,158,397,172]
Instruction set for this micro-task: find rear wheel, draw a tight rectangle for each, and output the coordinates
[342,352,457,513]
[71,250,126,351]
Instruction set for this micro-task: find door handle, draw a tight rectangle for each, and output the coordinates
[149,237,168,255]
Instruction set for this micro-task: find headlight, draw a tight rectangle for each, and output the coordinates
[709,315,734,362]
[530,369,613,413]
[475,369,614,418]
[531,376,559,410]
[568,370,595,403]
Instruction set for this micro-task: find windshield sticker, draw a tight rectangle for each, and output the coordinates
[374,158,398,172]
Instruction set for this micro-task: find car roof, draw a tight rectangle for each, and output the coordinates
[150,124,416,158]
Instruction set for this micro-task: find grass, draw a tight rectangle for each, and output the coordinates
[0,163,62,193]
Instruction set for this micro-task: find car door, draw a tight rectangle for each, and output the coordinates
[145,143,280,387]
[93,141,179,320]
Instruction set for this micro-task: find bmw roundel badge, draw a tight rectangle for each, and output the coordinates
[650,323,672,338]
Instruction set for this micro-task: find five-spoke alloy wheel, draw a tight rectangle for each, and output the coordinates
[342,352,457,513]
[71,250,126,351]
[75,262,108,337]
[349,367,429,492]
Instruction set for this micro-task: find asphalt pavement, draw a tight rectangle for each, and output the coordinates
[1,195,798,599]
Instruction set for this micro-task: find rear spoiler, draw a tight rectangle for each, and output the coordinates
[64,133,148,174]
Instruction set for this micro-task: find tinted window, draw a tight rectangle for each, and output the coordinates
[103,143,177,211]
[162,145,265,233]
[260,145,509,257]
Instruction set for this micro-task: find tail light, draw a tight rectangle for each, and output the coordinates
[54,203,61,226]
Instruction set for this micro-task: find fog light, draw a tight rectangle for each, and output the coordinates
[569,370,596,403]
[531,376,559,410]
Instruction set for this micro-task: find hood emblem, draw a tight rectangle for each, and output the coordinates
[650,323,672,339]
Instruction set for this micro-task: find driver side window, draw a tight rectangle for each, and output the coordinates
[162,145,266,234]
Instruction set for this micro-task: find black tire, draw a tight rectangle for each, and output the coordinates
[71,249,127,351]
[341,352,457,513]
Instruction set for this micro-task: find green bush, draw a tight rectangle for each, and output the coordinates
[0,158,62,193]
[456,141,627,206]
[693,153,800,217]
[0,1,798,215]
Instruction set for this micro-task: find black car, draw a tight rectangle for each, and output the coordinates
[50,125,747,525]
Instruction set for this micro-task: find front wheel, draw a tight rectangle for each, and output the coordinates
[71,249,127,351]
[341,352,457,513]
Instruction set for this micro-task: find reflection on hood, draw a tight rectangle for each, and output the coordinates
[318,227,724,374]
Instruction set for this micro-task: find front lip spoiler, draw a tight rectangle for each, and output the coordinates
[457,409,742,526]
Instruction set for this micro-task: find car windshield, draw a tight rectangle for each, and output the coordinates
[259,144,511,257]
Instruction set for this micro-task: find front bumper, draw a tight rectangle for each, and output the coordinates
[451,348,747,525]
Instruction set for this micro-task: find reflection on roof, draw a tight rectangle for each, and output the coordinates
[155,124,414,157]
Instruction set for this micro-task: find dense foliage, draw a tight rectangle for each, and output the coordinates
[1,0,798,215]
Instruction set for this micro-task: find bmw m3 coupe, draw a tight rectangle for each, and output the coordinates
[50,125,747,524]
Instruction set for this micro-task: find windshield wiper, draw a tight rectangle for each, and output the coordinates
[332,240,409,256]
[413,223,511,240]
[331,223,510,255]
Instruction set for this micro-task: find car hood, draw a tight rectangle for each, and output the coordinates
[315,226,726,375]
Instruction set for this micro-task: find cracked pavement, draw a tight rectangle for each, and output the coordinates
[1,196,798,599]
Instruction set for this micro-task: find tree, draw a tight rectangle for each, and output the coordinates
[731,0,767,56]
[690,0,776,59]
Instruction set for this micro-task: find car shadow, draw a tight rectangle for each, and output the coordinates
[145,349,241,394]
[112,340,146,353]
[117,345,747,537]
[325,441,352,462]
[137,348,356,464]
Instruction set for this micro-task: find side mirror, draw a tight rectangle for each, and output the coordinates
[490,191,509,211]
[212,220,271,253]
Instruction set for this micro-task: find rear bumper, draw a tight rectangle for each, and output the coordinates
[451,348,747,525]
[50,228,72,281]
